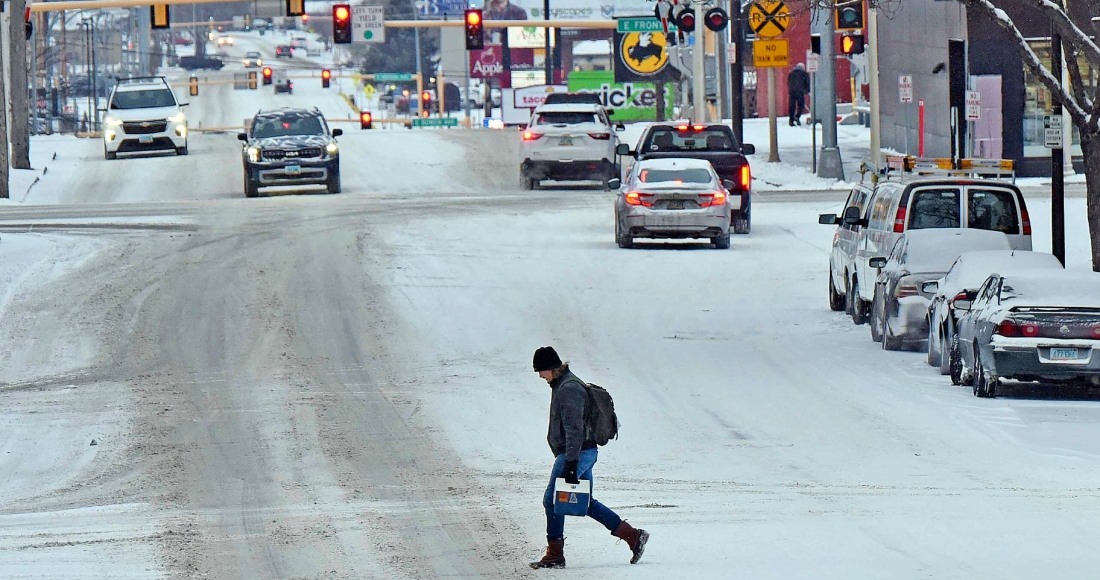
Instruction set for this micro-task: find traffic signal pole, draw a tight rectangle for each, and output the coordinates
[692,1,705,122]
[816,8,844,180]
[867,4,881,168]
[730,0,743,145]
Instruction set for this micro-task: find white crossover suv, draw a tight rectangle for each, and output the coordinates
[102,76,188,159]
[519,103,620,190]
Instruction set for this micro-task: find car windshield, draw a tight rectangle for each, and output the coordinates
[908,188,961,229]
[110,89,175,109]
[638,168,712,184]
[968,189,1020,234]
[536,112,597,125]
[646,128,737,152]
[246,52,261,58]
[251,116,324,138]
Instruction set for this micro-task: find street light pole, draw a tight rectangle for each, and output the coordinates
[692,0,705,122]
[867,3,881,168]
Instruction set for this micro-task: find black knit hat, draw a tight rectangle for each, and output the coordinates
[533,346,563,372]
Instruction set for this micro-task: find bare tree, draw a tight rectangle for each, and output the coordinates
[9,0,30,169]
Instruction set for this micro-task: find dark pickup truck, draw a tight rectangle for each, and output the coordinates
[617,123,755,234]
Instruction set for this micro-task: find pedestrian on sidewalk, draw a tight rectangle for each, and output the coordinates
[529,346,650,569]
[787,63,810,126]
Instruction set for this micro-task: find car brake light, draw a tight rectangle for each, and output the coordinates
[893,207,907,233]
[1092,326,1100,338]
[1021,323,1040,337]
[625,192,653,207]
[995,319,1021,337]
[693,124,704,131]
[951,291,969,304]
[896,284,918,298]
[587,133,611,140]
[739,165,751,190]
[523,130,543,141]
[699,190,727,208]
[677,124,689,131]
[1021,204,1032,235]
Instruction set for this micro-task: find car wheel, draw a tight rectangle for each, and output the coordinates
[870,290,883,342]
[882,313,903,351]
[733,212,751,235]
[950,334,964,386]
[973,349,996,398]
[244,172,259,198]
[104,147,116,160]
[927,323,941,367]
[844,277,854,316]
[938,328,952,375]
[850,278,868,325]
[327,170,342,194]
[828,273,845,312]
[713,233,731,249]
[176,145,188,156]
[616,222,634,249]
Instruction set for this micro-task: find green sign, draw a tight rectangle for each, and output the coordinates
[375,73,415,82]
[412,117,459,128]
[617,17,676,33]
[566,70,673,122]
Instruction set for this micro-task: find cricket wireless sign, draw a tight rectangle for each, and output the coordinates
[614,30,680,83]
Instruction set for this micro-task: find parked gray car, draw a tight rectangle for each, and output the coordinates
[923,250,1063,379]
[955,271,1100,398]
[868,229,1011,350]
[610,158,737,249]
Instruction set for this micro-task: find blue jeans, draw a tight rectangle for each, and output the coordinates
[543,448,622,540]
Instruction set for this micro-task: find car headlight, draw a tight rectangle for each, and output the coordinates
[325,142,338,156]
[104,117,122,126]
[168,111,186,124]
[247,147,260,162]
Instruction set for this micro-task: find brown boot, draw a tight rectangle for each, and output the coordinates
[529,538,565,569]
[612,521,650,564]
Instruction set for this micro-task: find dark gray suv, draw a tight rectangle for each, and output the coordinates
[238,108,342,197]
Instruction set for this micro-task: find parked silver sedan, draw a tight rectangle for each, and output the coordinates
[610,158,737,249]
[955,271,1100,398]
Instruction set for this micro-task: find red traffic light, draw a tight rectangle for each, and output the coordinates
[334,6,349,21]
[466,10,480,25]
[464,8,484,50]
[321,69,331,79]
[360,111,372,129]
[301,13,310,22]
[333,4,352,44]
[262,66,272,77]
[421,91,431,101]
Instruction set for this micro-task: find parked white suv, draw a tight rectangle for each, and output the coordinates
[102,76,188,160]
[519,103,620,190]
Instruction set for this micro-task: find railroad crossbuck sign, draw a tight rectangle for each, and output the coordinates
[754,39,788,68]
[748,1,789,38]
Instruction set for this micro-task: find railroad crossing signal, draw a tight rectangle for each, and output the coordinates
[151,4,169,29]
[704,8,728,32]
[676,8,695,32]
[748,1,789,38]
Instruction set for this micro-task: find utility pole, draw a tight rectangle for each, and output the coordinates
[815,6,843,180]
[1051,23,1066,265]
[10,0,31,169]
[692,0,705,122]
[866,2,881,168]
[717,20,729,121]
[0,14,10,198]
[543,0,551,84]
[729,0,743,144]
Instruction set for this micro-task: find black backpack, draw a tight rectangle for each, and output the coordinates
[584,383,619,445]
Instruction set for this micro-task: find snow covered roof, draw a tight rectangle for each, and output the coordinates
[573,40,611,57]
[636,157,714,171]
[534,103,604,113]
[901,229,1012,273]
[939,250,1063,298]
[1000,271,1100,308]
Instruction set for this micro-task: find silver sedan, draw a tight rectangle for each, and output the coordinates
[610,158,738,249]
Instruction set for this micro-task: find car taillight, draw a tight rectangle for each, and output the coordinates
[995,320,1021,337]
[523,130,543,141]
[625,192,653,207]
[699,190,727,208]
[896,284,918,298]
[1021,204,1032,235]
[587,132,611,140]
[893,207,907,233]
[951,291,969,304]
[1092,326,1100,339]
[739,165,751,190]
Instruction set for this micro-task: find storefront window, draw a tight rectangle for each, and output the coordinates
[1023,39,1096,157]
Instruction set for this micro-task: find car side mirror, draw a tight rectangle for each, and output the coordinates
[615,143,631,156]
[953,299,972,311]
[237,132,247,141]
[741,143,756,155]
[842,206,864,226]
[818,213,840,225]
[869,257,888,269]
[722,179,735,190]
[179,102,190,107]
[614,123,625,131]
[605,109,615,117]
[606,178,621,190]
[921,281,939,294]
[332,128,343,137]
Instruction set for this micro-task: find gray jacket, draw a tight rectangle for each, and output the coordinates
[547,368,594,462]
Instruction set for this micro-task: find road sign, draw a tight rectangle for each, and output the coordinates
[753,38,788,68]
[965,90,981,121]
[413,117,459,128]
[1045,115,1063,148]
[375,72,415,82]
[728,43,737,63]
[352,4,384,44]
[806,51,819,73]
[899,75,913,103]
[617,17,675,33]
[748,1,789,38]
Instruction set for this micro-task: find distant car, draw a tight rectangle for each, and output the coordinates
[868,229,1012,351]
[275,45,293,58]
[519,103,621,190]
[954,271,1100,398]
[216,35,234,46]
[292,36,309,48]
[173,36,194,46]
[924,250,1064,379]
[243,51,263,68]
[274,77,293,94]
[610,158,738,249]
[178,55,224,71]
[239,107,342,197]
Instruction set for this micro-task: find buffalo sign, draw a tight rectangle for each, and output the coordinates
[614,28,679,83]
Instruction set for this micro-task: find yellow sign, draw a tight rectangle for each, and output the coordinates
[619,31,670,76]
[363,84,376,98]
[753,39,789,68]
[748,1,790,38]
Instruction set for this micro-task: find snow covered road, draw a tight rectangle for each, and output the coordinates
[1,48,1100,578]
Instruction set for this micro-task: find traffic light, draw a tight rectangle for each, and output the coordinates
[421,91,432,116]
[285,0,304,18]
[703,7,728,31]
[262,66,273,85]
[464,9,484,50]
[301,13,309,23]
[360,111,372,130]
[676,8,695,32]
[321,68,331,88]
[840,34,865,55]
[151,4,170,29]
[189,75,198,96]
[835,0,864,31]
[810,33,821,54]
[333,4,352,44]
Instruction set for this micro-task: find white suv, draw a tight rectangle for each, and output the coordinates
[520,103,620,190]
[102,77,188,160]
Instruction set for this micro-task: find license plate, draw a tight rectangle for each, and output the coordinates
[558,137,573,146]
[138,135,153,144]
[1050,347,1079,361]
[666,200,684,210]
[285,165,301,175]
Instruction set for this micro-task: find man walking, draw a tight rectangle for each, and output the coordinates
[787,63,810,126]
[529,346,649,569]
